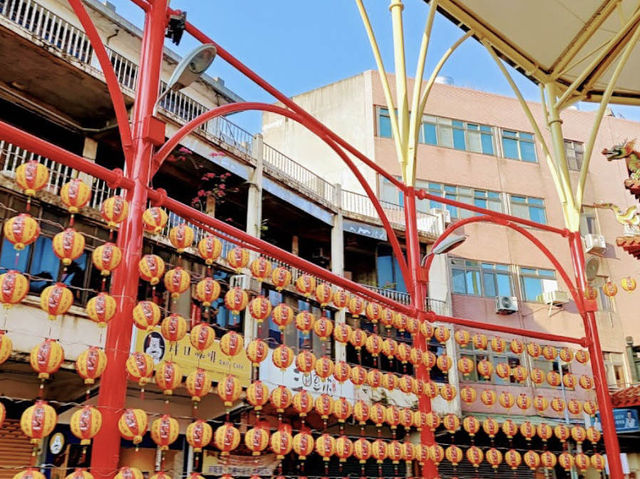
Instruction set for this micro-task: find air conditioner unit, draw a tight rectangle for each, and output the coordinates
[429,208,452,225]
[584,234,607,255]
[495,296,518,315]
[230,274,261,294]
[540,290,570,306]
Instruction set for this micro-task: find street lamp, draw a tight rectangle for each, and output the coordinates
[421,233,466,268]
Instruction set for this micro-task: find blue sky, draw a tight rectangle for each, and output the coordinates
[108,0,640,131]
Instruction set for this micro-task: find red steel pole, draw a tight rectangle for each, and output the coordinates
[90,0,168,477]
[568,231,624,479]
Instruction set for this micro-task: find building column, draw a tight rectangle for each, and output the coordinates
[246,133,264,239]
[78,137,98,184]
[331,184,346,361]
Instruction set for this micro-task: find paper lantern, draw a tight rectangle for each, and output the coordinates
[13,469,45,479]
[482,417,500,438]
[501,419,518,439]
[587,426,601,443]
[186,420,212,452]
[510,338,524,354]
[295,350,316,375]
[364,335,381,359]
[333,397,352,423]
[271,266,292,291]
[399,407,413,429]
[382,338,397,360]
[198,235,222,265]
[370,403,386,427]
[491,337,507,353]
[584,285,598,300]
[332,288,349,309]
[250,257,272,281]
[220,331,244,357]
[568,398,583,415]
[443,413,460,434]
[194,278,221,307]
[0,270,29,307]
[440,384,456,401]
[472,333,488,350]
[495,362,510,380]
[217,374,242,407]
[160,314,187,343]
[460,385,477,404]
[226,247,249,272]
[132,300,161,331]
[423,411,440,432]
[335,436,353,462]
[100,196,129,228]
[602,280,618,297]
[295,311,315,334]
[559,347,574,362]
[505,450,522,470]
[151,414,179,450]
[430,445,445,465]
[292,390,313,417]
[65,469,93,479]
[621,276,637,292]
[537,423,553,442]
[499,391,515,409]
[463,416,481,436]
[416,444,430,465]
[385,405,401,429]
[313,317,333,341]
[16,160,49,196]
[454,329,470,346]
[142,207,168,234]
[314,283,332,307]
[579,374,594,390]
[347,295,365,317]
[571,425,587,443]
[558,452,575,471]
[401,442,416,464]
[118,408,148,444]
[69,406,101,445]
[266,302,291,330]
[185,368,211,402]
[270,385,292,413]
[466,446,484,469]
[92,242,122,276]
[445,445,463,466]
[270,427,293,459]
[40,283,73,320]
[457,356,474,376]
[516,393,531,411]
[480,389,497,407]
[393,312,408,332]
[372,439,388,464]
[520,421,536,441]
[353,400,370,425]
[542,345,557,360]
[436,354,452,372]
[272,344,294,371]
[126,352,154,386]
[574,452,590,472]
[387,440,403,464]
[4,214,39,251]
[380,308,396,329]
[554,424,570,442]
[248,296,272,323]
[245,426,270,456]
[246,339,268,366]
[292,430,314,460]
[30,339,64,379]
[547,370,561,387]
[85,293,117,327]
[563,372,577,388]
[354,438,371,464]
[406,316,419,335]
[421,321,434,339]
[156,361,182,395]
[190,323,216,351]
[314,393,333,420]
[541,451,557,469]
[333,323,352,344]
[350,364,366,386]
[398,375,413,393]
[214,423,241,455]
[114,469,142,479]
[382,372,398,391]
[75,346,107,385]
[591,453,606,471]
[333,360,351,383]
[530,367,545,385]
[434,325,450,343]
[424,381,438,398]
[526,342,541,358]
[315,356,334,380]
[477,359,493,379]
[512,365,528,382]
[52,228,85,265]
[246,380,269,411]
[295,274,316,297]
[164,267,191,298]
[424,350,437,370]
[583,399,598,416]
[533,395,549,412]
[168,223,194,253]
[316,434,335,461]
[575,349,590,363]
[366,369,382,389]
[550,397,565,413]
[523,451,540,470]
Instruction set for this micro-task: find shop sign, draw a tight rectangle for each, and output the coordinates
[202,452,279,476]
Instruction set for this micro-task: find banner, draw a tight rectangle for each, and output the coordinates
[202,452,279,476]
[133,328,251,386]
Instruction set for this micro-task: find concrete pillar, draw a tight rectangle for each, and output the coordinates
[246,134,264,239]
[79,137,98,184]
[331,184,347,362]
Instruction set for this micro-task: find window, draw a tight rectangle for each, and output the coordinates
[603,352,626,389]
[458,342,521,385]
[510,195,547,224]
[580,206,600,235]
[377,107,393,138]
[421,182,502,219]
[565,140,584,171]
[501,130,537,162]
[377,245,407,292]
[450,259,513,297]
[531,358,572,389]
[422,116,495,154]
[379,175,402,205]
[519,267,557,302]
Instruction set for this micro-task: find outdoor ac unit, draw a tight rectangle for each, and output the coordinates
[429,208,452,225]
[495,296,518,315]
[230,274,261,294]
[540,290,570,306]
[584,234,607,256]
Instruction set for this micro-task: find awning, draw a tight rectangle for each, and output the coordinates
[612,384,640,407]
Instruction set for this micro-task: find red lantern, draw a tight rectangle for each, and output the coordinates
[194,278,221,307]
[246,338,268,366]
[197,235,222,265]
[434,325,450,343]
[541,451,557,470]
[21,401,56,445]
[454,329,470,346]
[510,338,524,354]
[568,399,583,415]
[214,423,241,455]
[542,345,557,360]
[315,283,333,307]
[460,385,477,404]
[248,296,273,323]
[584,399,598,416]
[315,434,335,462]
[466,446,484,469]
[482,417,499,438]
[52,228,85,265]
[512,365,528,382]
[559,347,574,362]
[40,283,73,320]
[4,214,39,250]
[505,450,522,470]
[480,389,497,407]
[335,436,353,462]
[499,391,515,409]
[142,207,168,234]
[347,296,365,317]
[295,274,316,297]
[70,406,102,445]
[537,423,553,442]
[314,394,333,420]
[0,270,29,307]
[185,368,211,402]
[295,310,315,334]
[271,266,292,290]
[333,397,352,423]
[164,267,191,298]
[132,301,161,331]
[579,374,594,390]
[245,427,270,456]
[554,424,570,442]
[100,196,128,228]
[16,161,49,196]
[333,360,351,383]
[445,445,463,466]
[353,400,369,425]
[249,257,272,282]
[118,408,148,444]
[333,323,352,343]
[547,370,561,387]
[463,416,481,436]
[272,344,294,371]
[292,429,314,460]
[30,339,64,379]
[350,328,367,350]
[491,337,507,353]
[524,451,541,470]
[563,372,577,388]
[151,415,179,450]
[501,419,518,439]
[190,323,216,351]
[224,287,249,315]
[472,333,488,350]
[246,381,269,412]
[292,390,313,417]
[270,385,292,413]
[226,247,249,271]
[313,316,333,341]
[92,242,122,276]
[217,374,242,407]
[575,349,590,363]
[495,362,510,379]
[520,421,536,441]
[558,452,575,471]
[295,350,316,375]
[160,314,187,343]
[126,352,154,386]
[156,361,182,395]
[75,346,107,385]
[220,331,243,357]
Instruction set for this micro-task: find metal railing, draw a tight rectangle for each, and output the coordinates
[0,141,121,209]
[106,46,138,91]
[0,0,92,62]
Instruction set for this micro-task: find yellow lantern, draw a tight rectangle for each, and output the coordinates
[354,438,371,464]
[436,353,452,372]
[480,389,497,407]
[382,337,397,359]
[541,451,557,470]
[198,235,222,265]
[294,274,316,297]
[486,448,503,470]
[510,338,524,354]
[169,223,194,253]
[523,451,541,470]
[591,453,606,471]
[434,325,450,343]
[226,247,249,271]
[92,242,122,276]
[186,420,212,452]
[315,283,333,307]
[537,423,553,442]
[40,283,73,320]
[142,207,168,234]
[621,276,637,292]
[16,161,49,196]
[292,390,313,417]
[460,385,477,404]
[347,295,365,317]
[445,445,463,466]
[270,427,293,459]
[0,270,29,307]
[247,380,270,411]
[372,439,388,464]
[117,408,148,442]
[86,293,117,327]
[603,281,618,297]
[542,345,557,360]
[554,424,570,442]
[70,406,102,445]
[313,316,334,341]
[533,395,549,412]
[472,333,488,350]
[350,364,366,386]
[530,367,545,385]
[332,288,349,309]
[114,468,142,479]
[501,419,518,439]
[52,228,85,265]
[30,339,64,379]
[126,352,154,386]
[214,422,241,455]
[185,368,212,402]
[248,296,272,323]
[579,374,594,390]
[4,214,40,250]
[75,346,107,385]
[443,413,460,434]
[160,313,187,343]
[64,469,93,479]
[559,347,574,362]
[245,426,270,456]
[466,446,484,469]
[315,356,334,380]
[271,266,292,291]
[194,278,221,307]
[463,416,481,436]
[575,349,590,363]
[0,332,13,365]
[190,323,216,351]
[21,400,56,444]
[295,310,315,335]
[505,450,522,470]
[477,358,493,379]
[482,417,500,438]
[250,256,272,281]
[100,196,129,228]
[526,342,542,358]
[495,362,510,379]
[333,360,351,383]
[333,323,352,344]
[568,399,583,415]
[512,364,528,382]
[454,329,470,346]
[440,383,457,401]
[587,426,601,443]
[217,374,242,407]
[295,350,316,375]
[550,397,565,413]
[272,344,294,371]
[246,338,268,366]
[164,267,191,298]
[336,435,353,462]
[520,421,536,441]
[365,302,383,323]
[14,470,45,479]
[499,391,515,409]
[315,433,336,462]
[571,425,587,444]
[224,287,249,315]
[151,414,179,450]
[155,360,182,395]
[558,452,575,472]
[220,331,244,357]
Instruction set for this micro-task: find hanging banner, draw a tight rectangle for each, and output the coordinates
[202,452,279,476]
[133,328,251,386]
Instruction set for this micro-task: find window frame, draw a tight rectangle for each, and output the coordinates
[509,194,547,224]
[500,129,538,162]
[450,258,513,298]
[518,266,557,303]
[564,139,584,171]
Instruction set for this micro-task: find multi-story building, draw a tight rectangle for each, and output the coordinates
[262,70,640,473]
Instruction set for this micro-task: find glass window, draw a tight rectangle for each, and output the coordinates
[418,115,495,154]
[379,175,401,205]
[565,140,584,171]
[603,352,626,389]
[580,206,600,235]
[519,267,557,302]
[378,107,392,138]
[451,259,512,297]
[0,239,30,273]
[424,182,503,219]
[509,195,547,224]
[458,340,522,385]
[501,129,537,162]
